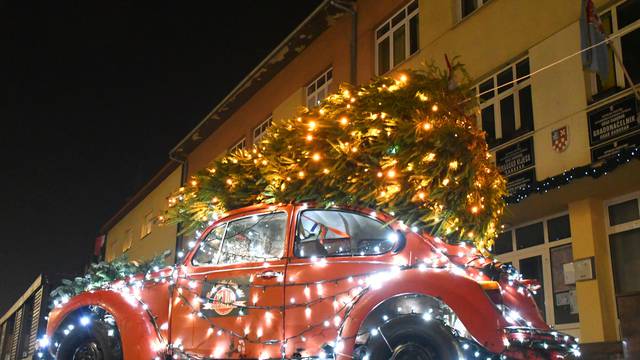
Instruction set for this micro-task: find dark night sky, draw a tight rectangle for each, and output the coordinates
[0,0,323,314]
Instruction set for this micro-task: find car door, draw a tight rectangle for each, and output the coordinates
[283,207,400,358]
[171,208,291,359]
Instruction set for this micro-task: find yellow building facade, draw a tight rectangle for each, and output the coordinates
[103,163,182,263]
[103,0,639,355]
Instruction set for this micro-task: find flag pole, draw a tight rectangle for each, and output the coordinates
[607,36,640,101]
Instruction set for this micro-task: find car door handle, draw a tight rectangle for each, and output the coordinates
[256,271,283,280]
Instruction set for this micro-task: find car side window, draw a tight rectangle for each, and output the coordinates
[218,212,287,265]
[192,224,226,266]
[295,210,397,258]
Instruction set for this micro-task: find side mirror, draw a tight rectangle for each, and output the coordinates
[392,230,407,253]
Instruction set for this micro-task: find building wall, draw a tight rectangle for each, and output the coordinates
[396,0,638,349]
[187,14,352,173]
[102,0,640,352]
[187,0,409,173]
[105,167,182,263]
[0,276,46,360]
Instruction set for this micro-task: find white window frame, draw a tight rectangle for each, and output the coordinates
[375,0,419,75]
[604,191,640,300]
[141,211,153,239]
[253,116,273,144]
[589,0,639,97]
[459,0,491,21]
[495,212,579,334]
[229,137,246,154]
[475,57,532,146]
[306,68,333,108]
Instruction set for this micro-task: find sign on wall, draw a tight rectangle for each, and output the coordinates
[588,95,639,147]
[506,168,536,195]
[495,137,536,195]
[496,137,535,176]
[591,131,640,162]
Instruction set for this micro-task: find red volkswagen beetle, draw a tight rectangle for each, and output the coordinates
[44,203,580,359]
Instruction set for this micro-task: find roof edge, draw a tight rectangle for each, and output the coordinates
[169,0,344,156]
[100,161,180,234]
[0,275,42,325]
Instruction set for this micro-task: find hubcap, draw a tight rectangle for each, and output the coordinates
[73,341,103,360]
[389,342,434,360]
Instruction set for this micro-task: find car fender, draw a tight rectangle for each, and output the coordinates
[47,290,163,359]
[339,269,506,357]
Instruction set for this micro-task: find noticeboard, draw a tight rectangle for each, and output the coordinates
[496,137,535,177]
[506,168,536,195]
[591,131,640,162]
[588,95,639,146]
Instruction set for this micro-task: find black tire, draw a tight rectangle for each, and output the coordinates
[56,321,122,360]
[365,315,462,360]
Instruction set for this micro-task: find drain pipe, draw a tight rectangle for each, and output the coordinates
[169,151,188,264]
[331,0,357,84]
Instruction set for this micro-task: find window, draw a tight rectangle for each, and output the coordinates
[306,68,333,108]
[375,0,419,75]
[519,255,546,320]
[515,222,544,249]
[141,212,153,238]
[477,58,533,147]
[460,0,490,19]
[608,198,639,226]
[217,212,287,265]
[493,231,513,255]
[229,137,246,154]
[122,228,133,252]
[591,0,640,98]
[192,225,226,266]
[548,215,572,242]
[606,194,640,295]
[253,116,272,144]
[609,228,640,294]
[295,210,397,258]
[493,212,579,327]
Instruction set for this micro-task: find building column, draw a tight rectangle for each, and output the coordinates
[568,198,618,343]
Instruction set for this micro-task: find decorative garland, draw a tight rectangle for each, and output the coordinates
[164,62,507,253]
[50,251,170,307]
[506,146,640,204]
[45,255,578,359]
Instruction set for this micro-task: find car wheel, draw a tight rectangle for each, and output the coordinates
[364,315,462,360]
[57,321,122,360]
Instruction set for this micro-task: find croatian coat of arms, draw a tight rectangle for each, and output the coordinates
[551,126,569,152]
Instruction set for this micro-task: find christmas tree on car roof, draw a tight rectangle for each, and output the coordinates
[165,61,506,253]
